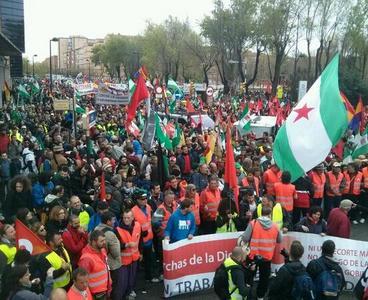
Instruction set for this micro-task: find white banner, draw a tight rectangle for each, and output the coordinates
[163,232,368,298]
[74,83,95,96]
[95,83,129,105]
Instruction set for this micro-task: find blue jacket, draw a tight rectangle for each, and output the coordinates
[88,213,101,232]
[164,209,196,243]
[132,140,143,156]
[32,181,54,208]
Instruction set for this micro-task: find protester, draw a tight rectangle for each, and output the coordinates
[39,231,72,290]
[238,206,282,300]
[306,240,345,299]
[2,264,54,300]
[95,211,123,300]
[327,199,354,238]
[46,205,68,234]
[67,268,93,300]
[5,175,32,221]
[309,164,326,207]
[116,209,141,299]
[0,224,17,271]
[200,176,221,234]
[216,191,239,233]
[295,206,327,235]
[274,171,297,223]
[131,191,159,282]
[78,230,111,299]
[268,241,311,300]
[164,199,196,243]
[62,215,88,268]
[222,246,250,300]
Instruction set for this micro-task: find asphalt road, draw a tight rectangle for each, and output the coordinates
[134,224,368,299]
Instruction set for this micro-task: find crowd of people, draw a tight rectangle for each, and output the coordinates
[0,78,366,300]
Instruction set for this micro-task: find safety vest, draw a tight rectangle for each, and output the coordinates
[79,210,90,231]
[274,182,295,212]
[132,205,153,243]
[190,193,201,226]
[200,188,221,221]
[223,257,243,300]
[157,202,177,237]
[79,250,110,294]
[362,167,368,189]
[241,177,260,196]
[256,203,283,230]
[343,171,363,195]
[45,248,72,288]
[67,285,93,300]
[116,222,141,266]
[326,171,344,197]
[216,213,238,233]
[249,220,279,261]
[0,244,16,264]
[311,172,326,198]
[263,169,281,196]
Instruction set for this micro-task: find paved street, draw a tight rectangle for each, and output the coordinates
[135,224,368,299]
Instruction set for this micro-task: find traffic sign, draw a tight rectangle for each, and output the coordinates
[206,86,214,96]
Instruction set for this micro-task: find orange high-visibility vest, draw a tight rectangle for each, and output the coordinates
[249,220,279,261]
[311,172,326,198]
[241,177,260,196]
[67,285,93,300]
[157,202,177,237]
[79,251,109,295]
[190,193,201,226]
[116,222,141,266]
[342,171,350,195]
[349,172,362,195]
[274,182,296,212]
[326,171,344,197]
[263,169,281,196]
[362,167,368,189]
[200,188,221,221]
[132,205,153,243]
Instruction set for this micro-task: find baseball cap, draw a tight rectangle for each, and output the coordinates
[340,199,354,210]
[332,162,341,168]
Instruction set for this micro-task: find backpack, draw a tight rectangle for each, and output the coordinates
[314,259,342,297]
[213,262,242,300]
[285,265,315,300]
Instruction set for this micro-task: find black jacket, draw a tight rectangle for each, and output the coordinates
[268,260,306,300]
[5,190,32,221]
[307,256,345,298]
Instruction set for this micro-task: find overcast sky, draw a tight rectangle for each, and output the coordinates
[24,0,222,62]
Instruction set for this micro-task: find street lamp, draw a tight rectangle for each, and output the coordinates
[32,54,38,77]
[86,59,91,81]
[49,37,59,92]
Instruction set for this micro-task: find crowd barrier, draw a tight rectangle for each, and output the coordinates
[163,232,367,298]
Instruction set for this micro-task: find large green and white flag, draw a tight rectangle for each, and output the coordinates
[352,128,368,159]
[167,78,183,98]
[273,55,348,181]
[237,103,251,135]
[155,113,173,150]
[17,85,30,99]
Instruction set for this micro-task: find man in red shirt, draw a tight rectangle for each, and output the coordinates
[0,127,10,154]
[327,199,355,238]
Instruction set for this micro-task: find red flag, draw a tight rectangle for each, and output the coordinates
[275,108,285,127]
[331,139,345,159]
[100,172,106,201]
[224,127,239,211]
[186,100,195,113]
[126,121,141,137]
[15,219,51,255]
[126,70,149,123]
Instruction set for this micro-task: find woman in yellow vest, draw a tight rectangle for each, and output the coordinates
[0,224,17,267]
[216,192,240,233]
